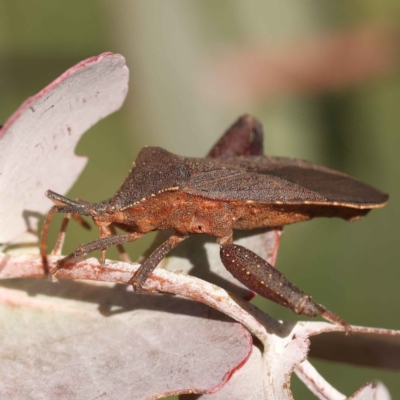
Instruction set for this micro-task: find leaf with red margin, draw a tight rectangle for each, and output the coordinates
[349,382,391,400]
[0,53,254,399]
[0,52,129,243]
[3,257,399,399]
[0,278,252,399]
[180,345,265,400]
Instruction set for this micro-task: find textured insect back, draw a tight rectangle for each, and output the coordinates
[112,147,190,210]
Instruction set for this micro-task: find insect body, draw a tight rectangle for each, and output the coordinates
[41,115,388,329]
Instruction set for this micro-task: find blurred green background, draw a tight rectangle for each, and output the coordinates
[0,1,399,398]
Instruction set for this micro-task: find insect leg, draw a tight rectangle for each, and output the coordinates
[45,196,91,257]
[96,224,132,265]
[129,234,189,292]
[41,205,78,274]
[216,233,233,245]
[98,225,111,266]
[109,224,131,263]
[51,213,72,256]
[55,232,143,270]
[207,114,264,158]
[220,243,351,332]
[41,205,59,273]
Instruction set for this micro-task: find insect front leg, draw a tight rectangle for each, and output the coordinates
[50,213,72,256]
[55,232,143,271]
[41,204,82,274]
[41,193,92,272]
[129,234,189,293]
[220,243,351,332]
[51,213,91,256]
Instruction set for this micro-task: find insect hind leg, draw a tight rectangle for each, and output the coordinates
[207,115,264,158]
[220,243,351,333]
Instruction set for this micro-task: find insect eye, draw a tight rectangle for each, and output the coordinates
[106,205,116,213]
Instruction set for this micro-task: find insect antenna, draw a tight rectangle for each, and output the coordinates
[41,191,94,274]
[45,190,92,210]
[46,190,92,229]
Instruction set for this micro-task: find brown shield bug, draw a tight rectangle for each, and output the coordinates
[40,115,388,330]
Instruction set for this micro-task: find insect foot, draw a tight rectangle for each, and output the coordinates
[220,243,351,333]
[131,281,144,294]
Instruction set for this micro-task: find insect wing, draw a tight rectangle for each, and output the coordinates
[262,163,388,207]
[184,167,325,203]
[184,156,388,208]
